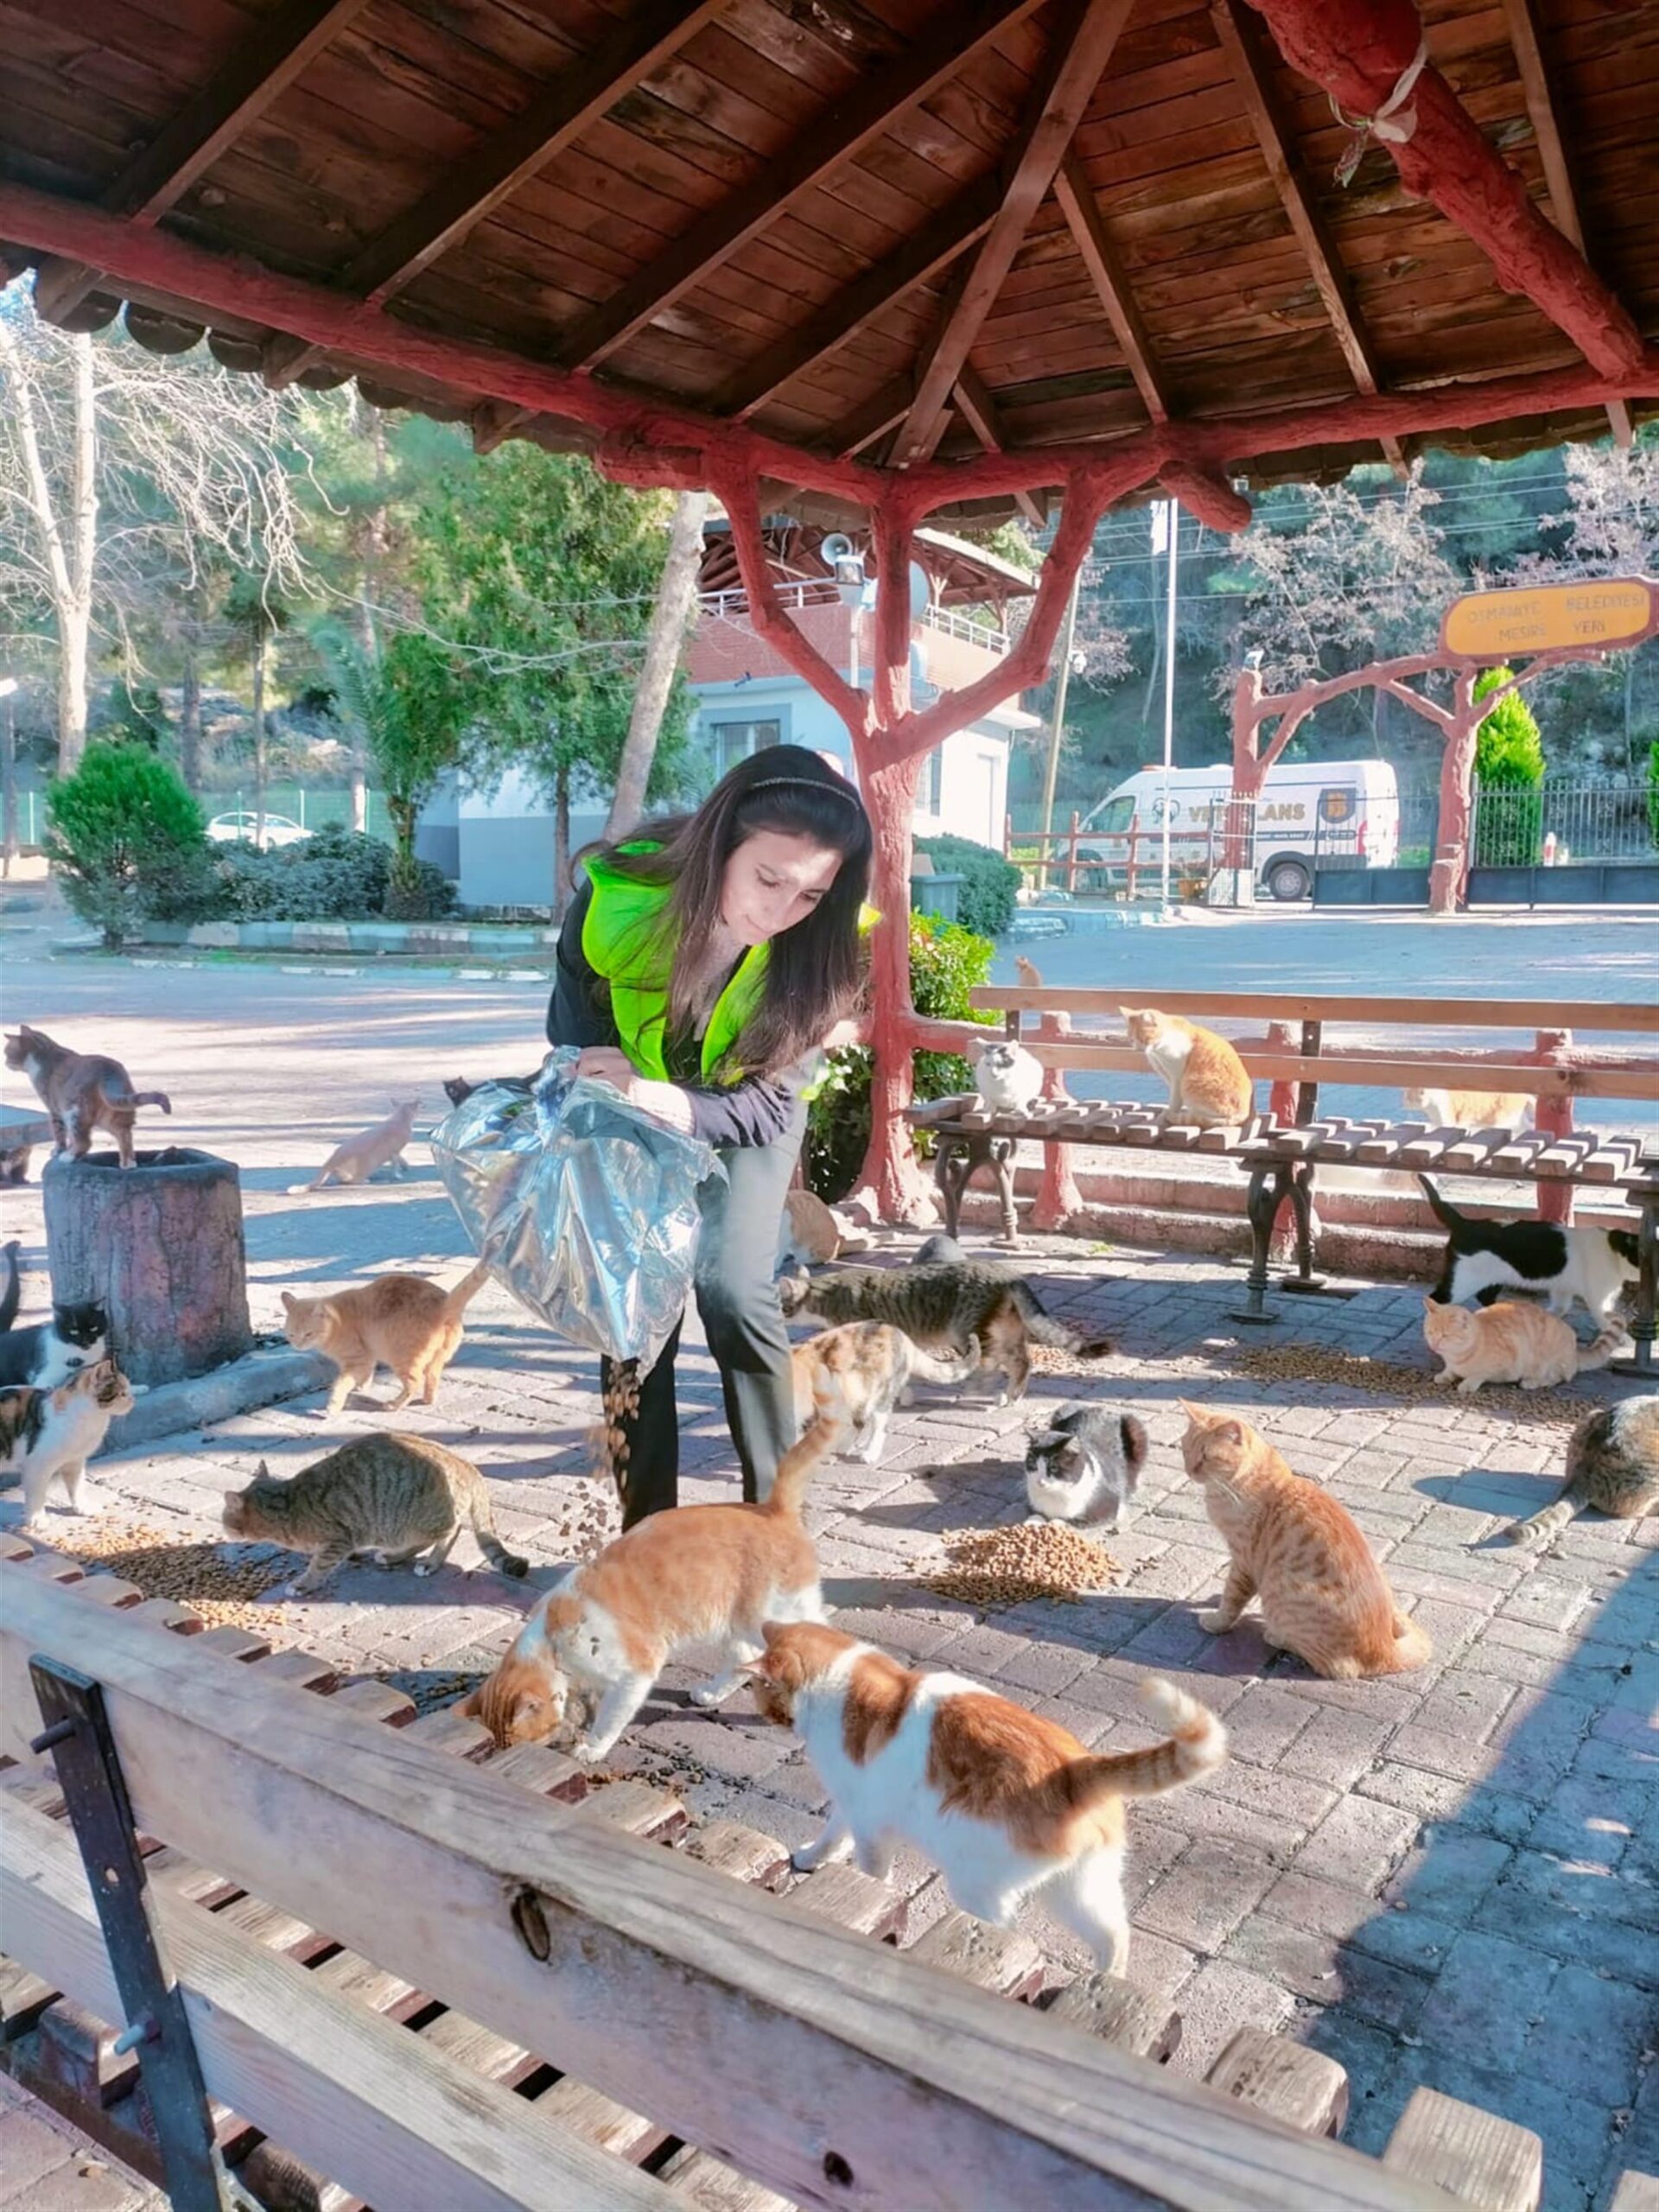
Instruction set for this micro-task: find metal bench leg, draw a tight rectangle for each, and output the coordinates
[1633,1201,1656,1375]
[990,1136,1019,1246]
[1231,1165,1287,1325]
[1277,1160,1330,1296]
[935,1136,969,1240]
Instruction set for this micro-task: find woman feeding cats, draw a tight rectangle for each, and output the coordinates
[545,746,873,1528]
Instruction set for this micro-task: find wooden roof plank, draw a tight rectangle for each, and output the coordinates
[1498,0,1632,444]
[556,0,1049,372]
[891,0,1140,463]
[952,362,1047,520]
[1052,149,1173,422]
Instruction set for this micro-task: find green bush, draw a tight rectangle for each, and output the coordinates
[1648,737,1659,849]
[1472,666,1545,867]
[914,832,1020,938]
[45,742,210,947]
[213,823,398,921]
[804,914,998,1202]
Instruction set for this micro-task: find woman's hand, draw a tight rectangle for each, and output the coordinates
[575,1049,696,1135]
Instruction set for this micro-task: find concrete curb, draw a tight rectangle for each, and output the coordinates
[100,1346,334,1454]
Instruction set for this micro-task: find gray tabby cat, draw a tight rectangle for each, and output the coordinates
[222,1433,529,1598]
[778,1258,1109,1403]
[1024,1404,1147,1529]
[1502,1395,1658,1547]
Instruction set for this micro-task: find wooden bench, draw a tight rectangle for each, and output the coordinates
[0,1554,1585,2212]
[905,991,1659,1367]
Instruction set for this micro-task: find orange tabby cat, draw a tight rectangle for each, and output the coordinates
[289,1097,421,1193]
[462,1411,835,1759]
[281,1258,491,1416]
[1120,1007,1253,1128]
[1402,1085,1532,1134]
[1422,1296,1620,1394]
[1178,1401,1431,1678]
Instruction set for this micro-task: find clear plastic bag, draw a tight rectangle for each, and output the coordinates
[430,1048,721,1379]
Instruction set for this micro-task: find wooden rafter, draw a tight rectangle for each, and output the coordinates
[263,0,728,389]
[1499,0,1631,445]
[890,0,1137,466]
[1247,0,1644,379]
[35,0,373,327]
[555,0,1048,374]
[826,375,917,460]
[1211,0,1405,474]
[715,171,1001,420]
[952,367,1046,524]
[1052,154,1172,425]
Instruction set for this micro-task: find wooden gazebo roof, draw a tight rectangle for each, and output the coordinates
[2,0,1655,529]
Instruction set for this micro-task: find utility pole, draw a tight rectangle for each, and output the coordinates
[1037,566,1084,889]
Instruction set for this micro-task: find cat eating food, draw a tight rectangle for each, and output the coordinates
[1024,1403,1147,1529]
[1502,1395,1659,1547]
[778,1256,1109,1405]
[281,1258,492,1416]
[1419,1175,1638,1321]
[1120,1007,1253,1128]
[1178,1402,1431,1677]
[747,1623,1224,1974]
[972,1038,1044,1118]
[1422,1296,1622,1395]
[462,1412,836,1760]
[1,1358,134,1527]
[222,1433,528,1598]
[3,1025,171,1168]
[289,1098,421,1194]
[792,1322,978,1468]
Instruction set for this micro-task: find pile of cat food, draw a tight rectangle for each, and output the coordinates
[60,1521,288,1630]
[1228,1344,1590,1424]
[921,1521,1122,1609]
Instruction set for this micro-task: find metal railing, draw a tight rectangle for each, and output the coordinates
[3,784,392,850]
[1007,798,1257,898]
[697,583,1008,655]
[1471,776,1656,868]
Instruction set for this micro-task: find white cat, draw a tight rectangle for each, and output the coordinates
[973,1039,1043,1116]
[748,1624,1225,1974]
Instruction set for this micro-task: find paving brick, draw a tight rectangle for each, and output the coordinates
[1261,1871,1459,1975]
[1519,1965,1653,2107]
[1194,1758,1338,1834]
[16,2159,161,2212]
[1408,1669,1520,1743]
[1386,1720,1502,1786]
[1382,1833,1514,1925]
[1294,1795,1422,1892]
[1137,1840,1279,1955]
[1224,1912,1431,2032]
[1166,1957,1298,2074]
[1217,1681,1316,1770]
[1417,1930,1560,2069]
[0,2107,73,2203]
[1276,1705,1393,1791]
[1497,1575,1595,1634]
[1529,1774,1650,1869]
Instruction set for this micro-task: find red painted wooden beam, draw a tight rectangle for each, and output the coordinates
[1160,463,1252,532]
[1243,0,1643,378]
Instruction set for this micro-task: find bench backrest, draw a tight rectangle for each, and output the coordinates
[972,989,1659,1033]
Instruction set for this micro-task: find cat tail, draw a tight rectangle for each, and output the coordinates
[441,1256,493,1318]
[1501,1487,1580,1548]
[1575,1325,1628,1372]
[1071,1676,1227,1802]
[766,1410,840,1519]
[906,1335,980,1386]
[1007,1281,1113,1357]
[1415,1175,1466,1234]
[131,1090,172,1114]
[468,1494,529,1580]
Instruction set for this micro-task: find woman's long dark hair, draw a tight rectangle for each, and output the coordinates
[603,745,873,1078]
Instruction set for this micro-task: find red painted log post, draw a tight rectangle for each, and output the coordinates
[1428,673,1480,916]
[1532,1028,1574,1226]
[1030,1016,1082,1232]
[855,750,936,1225]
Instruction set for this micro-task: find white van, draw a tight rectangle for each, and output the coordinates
[1076,760,1401,901]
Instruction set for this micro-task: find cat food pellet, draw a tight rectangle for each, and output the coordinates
[60,1521,287,1630]
[1230,1344,1586,1424]
[920,1522,1121,1609]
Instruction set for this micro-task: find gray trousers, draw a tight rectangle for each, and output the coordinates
[601,1106,804,1525]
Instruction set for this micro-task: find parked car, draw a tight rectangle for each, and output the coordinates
[206,810,311,851]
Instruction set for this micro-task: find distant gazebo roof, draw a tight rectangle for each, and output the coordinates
[2,0,1654,527]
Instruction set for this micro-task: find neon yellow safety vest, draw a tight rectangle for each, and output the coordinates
[582,845,764,1085]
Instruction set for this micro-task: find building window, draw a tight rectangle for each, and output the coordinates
[709,719,782,777]
[914,746,943,815]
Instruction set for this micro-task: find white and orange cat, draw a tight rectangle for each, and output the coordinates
[1121,1007,1253,1128]
[281,1258,492,1416]
[1179,1402,1431,1678]
[463,1413,835,1760]
[1402,1085,1532,1134]
[792,1321,977,1467]
[1422,1296,1621,1394]
[289,1097,421,1194]
[747,1623,1224,1974]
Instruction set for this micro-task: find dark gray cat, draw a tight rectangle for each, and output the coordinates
[1502,1395,1658,1547]
[1024,1404,1147,1529]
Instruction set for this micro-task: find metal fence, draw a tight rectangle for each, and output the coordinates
[3,783,391,849]
[1470,777,1656,868]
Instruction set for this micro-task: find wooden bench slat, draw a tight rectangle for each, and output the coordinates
[687,1821,793,1891]
[584,1779,689,1841]
[486,1739,589,1802]
[1607,2175,1659,2212]
[789,1863,906,1941]
[1205,2029,1349,2138]
[1382,2085,1542,2212]
[969,987,1659,1033]
[1039,1974,1181,2062]
[531,2074,668,2163]
[904,1911,1046,1998]
[658,2145,798,2210]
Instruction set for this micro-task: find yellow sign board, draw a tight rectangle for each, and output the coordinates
[1441,578,1657,659]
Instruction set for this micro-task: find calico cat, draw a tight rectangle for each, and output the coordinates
[1120,1007,1253,1128]
[290,1098,421,1194]
[1422,1296,1621,1394]
[1024,1404,1147,1529]
[778,1259,1110,1404]
[1402,1086,1532,1134]
[222,1433,528,1598]
[1,1358,134,1526]
[1419,1176,1638,1320]
[972,1039,1044,1117]
[3,1026,172,1168]
[281,1258,492,1416]
[791,1322,978,1467]
[0,1295,111,1389]
[462,1412,835,1759]
[1178,1402,1431,1677]
[1503,1395,1659,1547]
[747,1623,1224,1974]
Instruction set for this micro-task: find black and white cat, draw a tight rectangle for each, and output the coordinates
[1024,1404,1147,1530]
[0,1246,111,1390]
[1420,1176,1640,1322]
